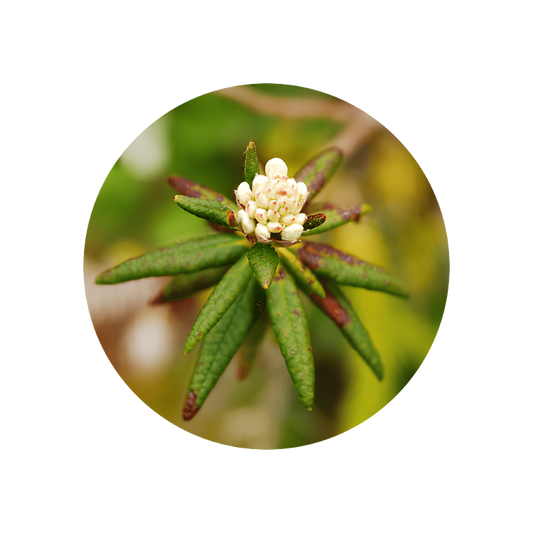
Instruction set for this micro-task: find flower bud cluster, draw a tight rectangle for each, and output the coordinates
[235,158,308,243]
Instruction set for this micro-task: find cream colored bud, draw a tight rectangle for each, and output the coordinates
[267,221,283,233]
[237,210,256,234]
[297,182,308,197]
[265,158,288,180]
[269,199,279,210]
[255,223,271,240]
[279,206,290,216]
[255,208,268,224]
[281,214,296,225]
[285,197,295,211]
[252,174,269,190]
[245,200,257,218]
[281,223,304,241]
[235,182,252,207]
[293,213,307,225]
[267,209,280,222]
[255,192,270,209]
[291,201,303,214]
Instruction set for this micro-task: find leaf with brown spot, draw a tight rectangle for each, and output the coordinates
[296,242,408,297]
[278,247,326,298]
[95,233,248,285]
[174,195,240,228]
[184,254,253,354]
[309,278,383,380]
[266,267,314,409]
[183,278,263,419]
[244,140,260,187]
[168,176,238,211]
[294,147,343,208]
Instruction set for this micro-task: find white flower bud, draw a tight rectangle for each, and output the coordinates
[267,209,280,222]
[237,210,256,234]
[293,213,307,225]
[255,223,271,240]
[255,208,268,224]
[255,191,270,209]
[281,214,296,225]
[287,178,298,192]
[285,197,295,211]
[281,223,304,241]
[245,200,257,218]
[267,221,283,233]
[235,182,252,207]
[236,155,308,245]
[297,181,308,197]
[291,201,302,214]
[265,158,288,180]
[252,174,269,194]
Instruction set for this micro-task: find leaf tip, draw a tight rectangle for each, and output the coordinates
[94,271,110,284]
[182,390,199,421]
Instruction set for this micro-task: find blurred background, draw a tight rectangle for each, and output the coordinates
[84,83,449,449]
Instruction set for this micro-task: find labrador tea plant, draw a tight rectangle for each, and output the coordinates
[96,141,407,420]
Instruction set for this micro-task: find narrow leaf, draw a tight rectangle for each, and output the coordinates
[183,280,263,420]
[168,176,238,211]
[244,140,260,187]
[266,267,314,409]
[95,233,248,285]
[247,242,279,289]
[174,195,239,228]
[184,254,253,354]
[309,278,383,380]
[303,203,372,236]
[294,147,343,207]
[296,242,408,297]
[278,247,326,299]
[151,266,229,304]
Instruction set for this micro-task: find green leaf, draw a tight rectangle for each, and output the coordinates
[184,254,253,354]
[168,176,238,211]
[294,147,343,207]
[296,242,408,297]
[174,195,239,228]
[183,280,263,420]
[95,233,248,285]
[151,266,229,304]
[309,278,383,380]
[266,267,314,409]
[303,203,372,236]
[247,242,279,289]
[278,247,326,299]
[244,140,260,187]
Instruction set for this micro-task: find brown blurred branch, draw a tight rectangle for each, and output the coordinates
[218,86,382,158]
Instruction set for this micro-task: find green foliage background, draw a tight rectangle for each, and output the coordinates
[84,84,449,449]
